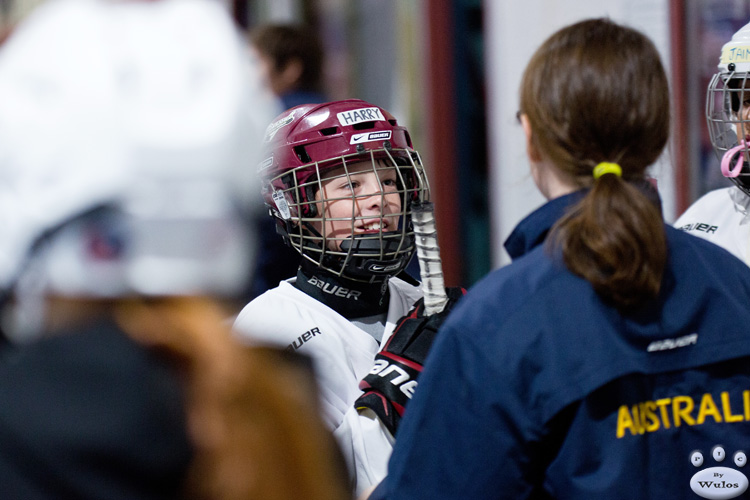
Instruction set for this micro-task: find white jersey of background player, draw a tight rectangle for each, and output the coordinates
[233,99,429,495]
[675,21,750,264]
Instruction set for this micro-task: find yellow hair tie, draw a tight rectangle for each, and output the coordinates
[593,162,622,179]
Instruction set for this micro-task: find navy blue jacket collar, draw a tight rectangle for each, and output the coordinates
[503,190,586,261]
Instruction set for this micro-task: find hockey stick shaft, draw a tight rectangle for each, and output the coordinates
[411,201,448,316]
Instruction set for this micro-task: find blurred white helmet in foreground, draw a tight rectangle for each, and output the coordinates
[0,0,279,332]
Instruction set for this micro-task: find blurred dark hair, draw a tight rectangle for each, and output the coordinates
[250,24,324,93]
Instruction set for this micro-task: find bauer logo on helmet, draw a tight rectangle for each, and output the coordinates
[350,131,392,145]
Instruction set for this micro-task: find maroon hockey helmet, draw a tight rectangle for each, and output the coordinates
[258,99,430,282]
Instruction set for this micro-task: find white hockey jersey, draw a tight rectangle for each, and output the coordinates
[232,276,421,496]
[674,187,750,265]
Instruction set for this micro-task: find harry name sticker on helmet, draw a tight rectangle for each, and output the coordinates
[337,107,385,126]
[350,131,392,145]
[264,111,295,142]
[272,191,291,220]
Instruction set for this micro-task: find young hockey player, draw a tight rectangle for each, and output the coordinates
[233,99,462,496]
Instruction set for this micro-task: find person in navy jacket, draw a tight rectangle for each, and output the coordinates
[367,18,750,500]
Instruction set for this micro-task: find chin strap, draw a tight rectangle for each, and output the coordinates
[336,231,415,280]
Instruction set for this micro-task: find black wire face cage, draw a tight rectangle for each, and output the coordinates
[269,147,430,282]
[707,70,750,195]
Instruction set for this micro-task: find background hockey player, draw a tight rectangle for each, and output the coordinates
[676,20,750,263]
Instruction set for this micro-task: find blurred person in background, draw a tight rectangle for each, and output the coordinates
[0,1,348,499]
[246,23,330,300]
[250,23,328,110]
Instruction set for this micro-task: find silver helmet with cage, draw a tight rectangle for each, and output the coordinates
[707,21,750,195]
[0,0,278,338]
[259,99,430,283]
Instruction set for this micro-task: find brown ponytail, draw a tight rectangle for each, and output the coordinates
[115,297,350,500]
[520,18,670,311]
[552,176,666,310]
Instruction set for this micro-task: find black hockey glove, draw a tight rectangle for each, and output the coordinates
[355,287,466,435]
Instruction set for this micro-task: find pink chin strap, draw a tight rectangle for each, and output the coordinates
[721,142,747,178]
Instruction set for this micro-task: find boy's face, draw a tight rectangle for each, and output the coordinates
[313,159,402,251]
